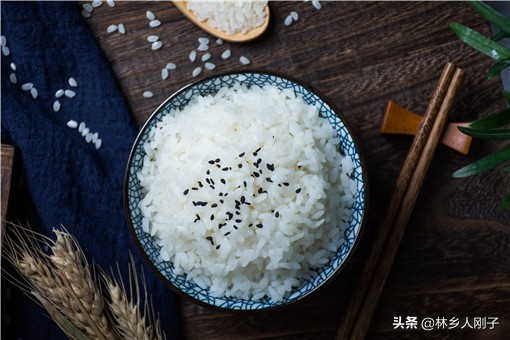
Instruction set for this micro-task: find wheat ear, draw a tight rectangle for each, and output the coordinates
[103,258,165,340]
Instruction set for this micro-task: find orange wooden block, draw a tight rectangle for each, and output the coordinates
[381,101,472,155]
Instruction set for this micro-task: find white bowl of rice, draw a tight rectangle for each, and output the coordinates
[125,71,368,310]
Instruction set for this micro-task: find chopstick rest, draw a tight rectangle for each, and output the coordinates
[336,63,465,340]
[381,101,472,155]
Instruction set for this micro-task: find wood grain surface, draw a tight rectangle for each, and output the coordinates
[83,1,510,339]
[1,144,15,249]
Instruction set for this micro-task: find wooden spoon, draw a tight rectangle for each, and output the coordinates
[172,1,270,43]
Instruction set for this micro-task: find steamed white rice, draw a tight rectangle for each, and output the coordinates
[137,83,356,302]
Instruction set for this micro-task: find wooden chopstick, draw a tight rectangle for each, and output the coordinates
[335,63,464,340]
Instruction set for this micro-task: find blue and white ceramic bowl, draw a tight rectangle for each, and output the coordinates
[124,71,368,311]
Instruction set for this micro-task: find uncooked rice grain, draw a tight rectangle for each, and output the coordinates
[143,91,154,98]
[149,20,161,28]
[65,89,76,98]
[53,100,61,112]
[118,23,126,34]
[9,73,17,84]
[55,89,64,98]
[107,24,117,33]
[67,120,78,128]
[106,0,115,7]
[221,49,231,59]
[166,63,177,70]
[147,35,159,42]
[201,53,211,62]
[21,83,33,91]
[68,77,78,87]
[30,87,38,99]
[137,84,356,302]
[239,56,250,65]
[151,41,163,50]
[204,62,216,70]
[189,50,197,62]
[146,10,155,20]
[192,67,202,77]
[10,62,16,71]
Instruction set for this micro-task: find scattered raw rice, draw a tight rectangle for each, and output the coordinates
[65,89,76,98]
[67,120,78,128]
[187,0,268,35]
[201,53,211,62]
[10,62,16,71]
[197,44,208,51]
[143,91,154,98]
[118,23,126,34]
[55,89,64,98]
[81,127,90,137]
[68,77,78,87]
[92,0,102,8]
[30,87,38,99]
[147,35,159,42]
[21,83,33,91]
[166,63,177,70]
[9,73,17,84]
[78,122,86,132]
[146,10,155,20]
[107,24,118,33]
[53,100,61,112]
[221,49,231,59]
[1,36,6,47]
[85,133,94,143]
[198,37,210,45]
[162,68,169,80]
[1,46,10,56]
[82,3,93,13]
[81,10,91,18]
[239,56,250,65]
[106,0,115,7]
[291,11,299,20]
[149,20,161,28]
[216,38,223,45]
[92,132,99,143]
[95,138,102,150]
[204,62,216,70]
[151,41,163,50]
[284,15,293,26]
[192,67,202,77]
[189,50,197,62]
[137,84,356,302]
[312,0,322,10]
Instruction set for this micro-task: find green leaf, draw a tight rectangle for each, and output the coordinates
[451,22,510,61]
[458,126,510,140]
[488,59,510,79]
[452,144,510,177]
[469,107,510,129]
[469,1,510,36]
[502,91,510,106]
[493,30,510,42]
[499,193,510,210]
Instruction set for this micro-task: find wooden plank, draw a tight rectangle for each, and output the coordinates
[1,144,15,249]
[83,1,510,338]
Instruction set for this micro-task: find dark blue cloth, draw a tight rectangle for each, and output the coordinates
[1,2,182,339]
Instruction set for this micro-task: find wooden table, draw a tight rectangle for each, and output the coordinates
[81,1,510,339]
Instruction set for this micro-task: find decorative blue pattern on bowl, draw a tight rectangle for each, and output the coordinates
[125,71,367,310]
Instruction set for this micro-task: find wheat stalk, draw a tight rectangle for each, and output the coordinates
[103,259,165,340]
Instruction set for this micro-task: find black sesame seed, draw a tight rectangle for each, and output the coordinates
[210,214,214,220]
[216,164,221,168]
[240,196,245,203]
[210,179,215,185]
[233,225,238,230]
[235,200,241,206]
[218,223,224,229]
[295,188,302,193]
[194,214,200,223]
[298,165,302,169]
[206,236,214,245]
[206,178,211,184]
[215,158,220,163]
[198,181,203,188]
[239,152,245,157]
[226,212,233,220]
[192,187,198,190]
[278,184,282,187]
[266,177,273,183]
[257,158,262,165]
[275,211,280,217]
[219,192,223,196]
[243,181,247,188]
[183,189,189,195]
[258,188,263,194]
[210,185,215,190]
[220,179,226,184]
[253,147,261,156]
[224,193,228,197]
[211,203,218,208]
[283,182,289,186]
[267,163,275,171]
[208,160,215,164]
[193,201,207,207]
[256,223,263,228]
[235,211,240,215]
[206,170,211,175]
[259,169,263,174]
[224,232,231,236]
[222,167,229,171]
[244,201,251,205]
[235,219,242,223]
[219,199,224,204]
[271,209,274,213]
[238,163,242,168]
[253,172,260,178]
[216,245,221,249]
[248,223,253,227]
